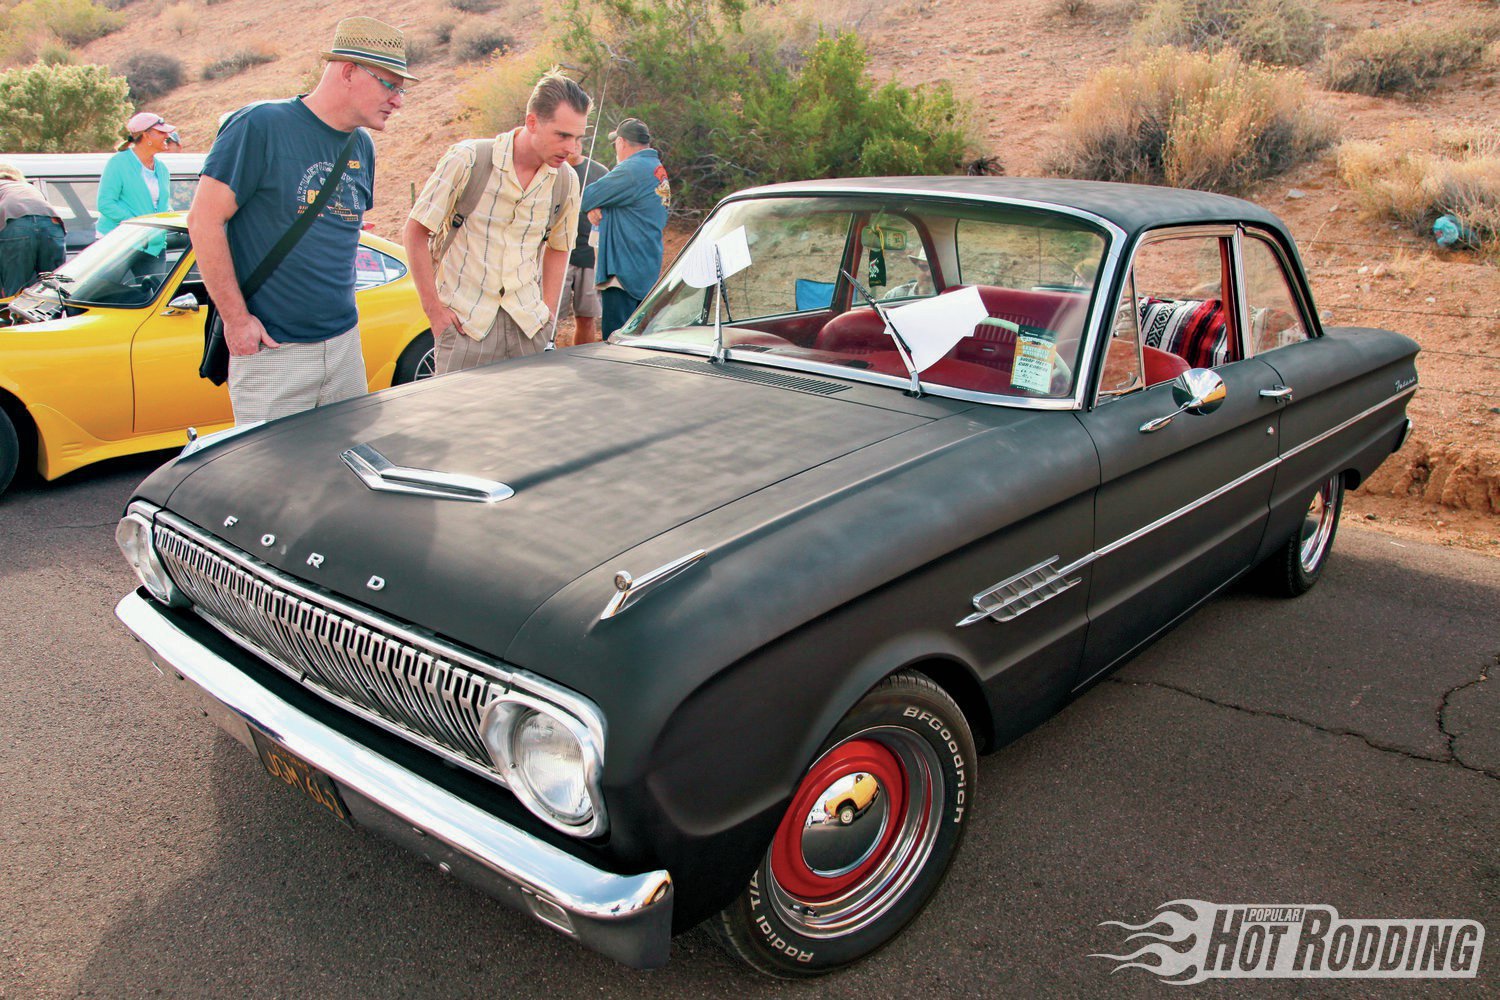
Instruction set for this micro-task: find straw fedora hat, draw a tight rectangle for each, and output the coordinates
[320,16,419,81]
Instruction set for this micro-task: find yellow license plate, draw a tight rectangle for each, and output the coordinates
[250,729,352,826]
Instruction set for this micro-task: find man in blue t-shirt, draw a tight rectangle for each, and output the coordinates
[188,16,416,425]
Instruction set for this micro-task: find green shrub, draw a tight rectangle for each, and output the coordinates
[491,0,979,216]
[116,51,183,101]
[36,41,75,65]
[5,0,124,46]
[1047,46,1335,193]
[202,48,274,80]
[1340,125,1500,252]
[1133,0,1324,65]
[452,23,514,59]
[0,61,130,151]
[1325,20,1496,96]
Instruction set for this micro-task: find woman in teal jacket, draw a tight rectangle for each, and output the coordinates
[97,111,176,236]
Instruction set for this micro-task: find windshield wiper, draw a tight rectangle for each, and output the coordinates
[841,269,923,397]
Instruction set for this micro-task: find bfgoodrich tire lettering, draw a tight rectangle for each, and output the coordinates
[712,671,976,977]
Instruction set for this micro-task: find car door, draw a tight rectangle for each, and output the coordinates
[131,253,231,435]
[1073,227,1283,688]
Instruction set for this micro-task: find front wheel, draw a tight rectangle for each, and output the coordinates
[392,331,435,385]
[712,672,976,978]
[0,407,19,497]
[1260,473,1344,597]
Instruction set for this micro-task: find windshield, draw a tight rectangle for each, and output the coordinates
[616,194,1110,402]
[55,221,190,307]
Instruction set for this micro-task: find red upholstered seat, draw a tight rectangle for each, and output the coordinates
[813,285,1091,359]
[861,352,1015,394]
[1143,344,1191,386]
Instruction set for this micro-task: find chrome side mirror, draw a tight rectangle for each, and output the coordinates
[162,292,200,315]
[1140,368,1226,433]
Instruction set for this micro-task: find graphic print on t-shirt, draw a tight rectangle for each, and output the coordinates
[295,161,367,223]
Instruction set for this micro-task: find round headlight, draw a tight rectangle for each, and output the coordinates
[510,710,591,825]
[115,505,182,606]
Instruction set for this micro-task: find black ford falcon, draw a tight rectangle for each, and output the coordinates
[114,177,1417,977]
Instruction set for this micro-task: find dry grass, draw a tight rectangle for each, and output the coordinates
[1325,19,1498,96]
[459,45,561,134]
[202,46,275,81]
[1047,46,1335,193]
[1133,0,1325,66]
[451,21,515,60]
[161,0,194,36]
[1340,125,1500,255]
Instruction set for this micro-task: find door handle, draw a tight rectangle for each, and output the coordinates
[1259,385,1294,404]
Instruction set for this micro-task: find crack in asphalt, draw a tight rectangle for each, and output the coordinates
[1107,676,1500,782]
[1438,653,1496,778]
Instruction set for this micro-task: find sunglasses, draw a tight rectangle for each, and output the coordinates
[357,64,408,98]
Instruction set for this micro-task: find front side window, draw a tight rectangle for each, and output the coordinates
[1242,236,1310,354]
[1131,234,1238,369]
[54,221,190,307]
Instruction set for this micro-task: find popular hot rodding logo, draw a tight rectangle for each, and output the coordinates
[1091,900,1484,983]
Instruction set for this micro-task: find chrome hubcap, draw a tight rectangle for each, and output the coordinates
[1299,475,1339,574]
[767,729,943,938]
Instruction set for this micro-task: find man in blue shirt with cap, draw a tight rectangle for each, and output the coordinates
[581,117,669,339]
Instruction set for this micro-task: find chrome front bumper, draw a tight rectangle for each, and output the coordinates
[115,591,674,969]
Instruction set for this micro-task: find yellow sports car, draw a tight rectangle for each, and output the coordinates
[0,213,434,496]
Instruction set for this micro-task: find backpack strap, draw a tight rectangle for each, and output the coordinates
[451,138,494,230]
[541,161,572,246]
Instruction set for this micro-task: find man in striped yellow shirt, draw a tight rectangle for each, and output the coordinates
[402,72,588,373]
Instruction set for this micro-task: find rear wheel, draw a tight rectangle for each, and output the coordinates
[1261,473,1344,597]
[0,408,18,497]
[392,331,435,385]
[712,672,975,977]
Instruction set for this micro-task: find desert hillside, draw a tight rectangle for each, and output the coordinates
[61,0,1500,552]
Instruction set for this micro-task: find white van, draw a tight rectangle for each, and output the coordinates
[0,152,206,256]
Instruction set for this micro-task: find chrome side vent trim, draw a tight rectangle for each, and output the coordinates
[342,444,514,503]
[957,556,1082,627]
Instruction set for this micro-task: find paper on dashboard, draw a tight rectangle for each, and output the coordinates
[886,286,988,372]
[680,226,752,288]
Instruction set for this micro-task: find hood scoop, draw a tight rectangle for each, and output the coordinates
[341,443,514,503]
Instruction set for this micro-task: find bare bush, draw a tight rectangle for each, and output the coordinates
[431,17,456,44]
[1134,0,1324,65]
[452,22,514,60]
[1340,125,1500,253]
[162,1,195,36]
[202,48,275,81]
[448,0,498,11]
[117,51,184,101]
[1047,46,1335,193]
[1325,20,1497,96]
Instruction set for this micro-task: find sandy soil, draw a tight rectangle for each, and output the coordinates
[71,0,1498,553]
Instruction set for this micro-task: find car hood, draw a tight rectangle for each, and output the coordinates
[148,347,948,657]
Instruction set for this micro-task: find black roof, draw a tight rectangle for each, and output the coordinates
[728,176,1292,243]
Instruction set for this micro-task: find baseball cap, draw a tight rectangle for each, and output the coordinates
[126,111,176,135]
[608,118,652,144]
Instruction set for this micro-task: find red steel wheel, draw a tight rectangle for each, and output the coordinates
[712,672,976,977]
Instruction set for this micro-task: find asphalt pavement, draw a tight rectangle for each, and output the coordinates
[1,453,1495,999]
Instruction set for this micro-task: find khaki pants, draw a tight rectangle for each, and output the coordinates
[433,308,541,374]
[228,326,365,425]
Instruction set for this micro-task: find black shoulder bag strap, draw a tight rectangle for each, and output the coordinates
[201,129,360,385]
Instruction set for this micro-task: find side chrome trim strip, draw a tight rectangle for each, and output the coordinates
[600,549,707,620]
[342,444,514,503]
[114,592,672,970]
[967,387,1417,620]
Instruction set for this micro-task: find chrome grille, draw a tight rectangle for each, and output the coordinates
[153,515,508,779]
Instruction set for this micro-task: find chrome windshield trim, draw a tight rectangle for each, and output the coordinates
[342,443,514,503]
[600,549,707,620]
[114,591,672,969]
